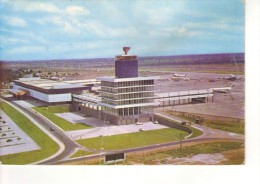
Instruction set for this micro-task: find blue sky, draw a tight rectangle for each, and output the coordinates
[0,0,244,61]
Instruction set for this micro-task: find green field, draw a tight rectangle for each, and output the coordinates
[204,121,244,134]
[33,106,92,131]
[140,65,244,75]
[187,126,204,138]
[173,114,244,135]
[70,150,95,158]
[0,101,59,164]
[77,128,189,151]
[122,141,244,165]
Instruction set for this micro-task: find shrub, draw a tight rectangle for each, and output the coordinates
[6,139,12,142]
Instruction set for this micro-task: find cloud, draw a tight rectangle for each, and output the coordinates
[0,36,29,45]
[185,18,243,33]
[6,46,46,55]
[23,2,59,13]
[81,21,139,38]
[133,1,184,26]
[149,26,204,38]
[0,28,49,47]
[1,16,27,27]
[65,6,90,16]
[64,21,80,34]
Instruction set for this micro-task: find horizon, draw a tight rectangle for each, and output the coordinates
[0,52,245,63]
[0,0,244,61]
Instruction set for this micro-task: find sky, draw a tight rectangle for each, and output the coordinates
[0,0,244,61]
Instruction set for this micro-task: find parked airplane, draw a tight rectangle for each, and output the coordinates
[211,84,235,93]
[173,73,186,77]
[224,74,237,81]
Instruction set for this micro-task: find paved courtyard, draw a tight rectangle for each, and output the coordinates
[57,112,167,140]
[55,112,109,127]
[0,110,40,156]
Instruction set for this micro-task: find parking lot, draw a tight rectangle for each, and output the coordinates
[0,110,40,156]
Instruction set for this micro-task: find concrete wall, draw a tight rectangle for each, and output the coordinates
[154,114,192,134]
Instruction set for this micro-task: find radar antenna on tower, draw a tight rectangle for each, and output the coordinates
[123,47,131,55]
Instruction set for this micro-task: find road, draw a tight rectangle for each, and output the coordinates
[54,137,243,165]
[5,98,81,164]
[2,98,244,165]
[53,113,244,165]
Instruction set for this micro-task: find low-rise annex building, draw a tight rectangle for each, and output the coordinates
[11,78,98,104]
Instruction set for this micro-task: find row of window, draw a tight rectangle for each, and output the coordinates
[101,86,154,93]
[102,106,153,116]
[101,80,154,88]
[101,92,154,100]
[102,98,154,106]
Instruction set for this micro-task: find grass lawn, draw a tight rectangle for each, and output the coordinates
[70,150,95,158]
[173,113,244,135]
[122,141,244,165]
[187,126,204,138]
[77,128,189,151]
[33,106,92,131]
[204,121,244,134]
[142,67,244,75]
[0,102,59,164]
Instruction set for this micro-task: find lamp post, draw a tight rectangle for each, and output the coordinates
[100,147,104,165]
[179,133,182,151]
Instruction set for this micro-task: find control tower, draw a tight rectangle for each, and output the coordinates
[115,47,138,78]
[97,47,159,125]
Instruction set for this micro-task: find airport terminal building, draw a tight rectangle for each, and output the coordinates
[72,47,214,125]
[10,47,214,125]
[96,48,158,125]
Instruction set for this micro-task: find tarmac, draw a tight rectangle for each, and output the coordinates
[155,72,245,119]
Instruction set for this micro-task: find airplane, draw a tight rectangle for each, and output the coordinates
[224,74,237,81]
[172,76,189,81]
[211,83,236,93]
[173,73,186,77]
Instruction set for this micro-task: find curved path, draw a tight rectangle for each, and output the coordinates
[53,113,244,165]
[2,98,80,164]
